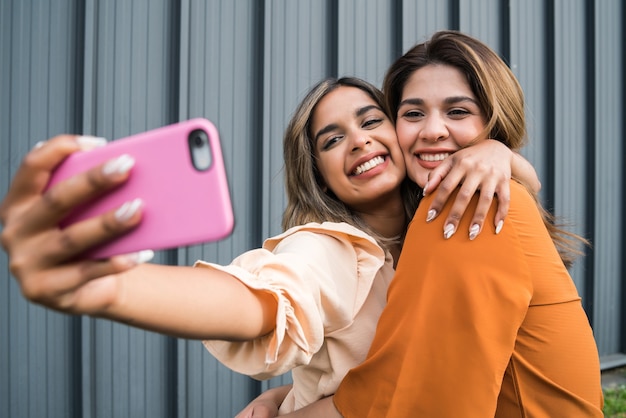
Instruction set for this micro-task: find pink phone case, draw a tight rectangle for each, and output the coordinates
[46,118,234,259]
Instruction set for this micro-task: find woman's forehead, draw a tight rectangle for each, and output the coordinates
[313,87,378,124]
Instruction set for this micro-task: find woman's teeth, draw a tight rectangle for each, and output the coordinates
[353,156,385,175]
[419,152,450,162]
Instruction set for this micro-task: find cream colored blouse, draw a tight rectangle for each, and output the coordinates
[194,222,394,413]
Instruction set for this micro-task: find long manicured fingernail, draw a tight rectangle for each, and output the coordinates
[469,224,480,240]
[444,223,456,239]
[423,181,429,195]
[495,220,504,234]
[103,154,135,176]
[33,141,46,150]
[76,135,108,150]
[124,250,154,266]
[115,198,142,222]
[426,209,437,222]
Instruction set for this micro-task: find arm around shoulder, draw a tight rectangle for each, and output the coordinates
[512,151,541,193]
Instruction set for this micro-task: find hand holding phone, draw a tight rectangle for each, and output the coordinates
[46,118,234,259]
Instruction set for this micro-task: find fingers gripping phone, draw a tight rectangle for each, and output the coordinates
[46,118,234,259]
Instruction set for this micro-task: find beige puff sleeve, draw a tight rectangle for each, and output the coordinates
[194,222,385,380]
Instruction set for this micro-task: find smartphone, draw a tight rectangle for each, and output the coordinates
[46,118,234,259]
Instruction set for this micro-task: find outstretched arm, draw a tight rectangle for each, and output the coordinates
[421,139,540,240]
[0,135,277,340]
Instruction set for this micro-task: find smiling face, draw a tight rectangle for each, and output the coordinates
[310,86,406,211]
[395,64,487,187]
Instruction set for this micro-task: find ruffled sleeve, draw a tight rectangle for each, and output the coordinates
[194,222,385,380]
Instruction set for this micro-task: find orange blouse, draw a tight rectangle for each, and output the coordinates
[334,181,603,417]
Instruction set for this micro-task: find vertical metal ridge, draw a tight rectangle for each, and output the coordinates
[175,1,189,416]
[81,0,99,136]
[164,8,184,416]
[79,3,97,415]
[499,0,511,65]
[177,0,191,121]
[543,0,556,214]
[391,0,403,60]
[327,0,338,77]
[168,0,182,125]
[80,317,96,418]
[251,0,265,252]
[582,0,596,322]
[618,1,626,353]
[450,0,461,30]
[72,0,86,135]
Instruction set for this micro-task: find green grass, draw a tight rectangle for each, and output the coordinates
[604,384,626,417]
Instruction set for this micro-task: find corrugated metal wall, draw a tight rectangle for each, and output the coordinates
[0,0,623,417]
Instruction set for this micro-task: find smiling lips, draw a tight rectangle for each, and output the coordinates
[419,152,450,162]
[352,155,385,175]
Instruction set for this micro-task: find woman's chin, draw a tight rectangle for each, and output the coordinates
[409,171,429,189]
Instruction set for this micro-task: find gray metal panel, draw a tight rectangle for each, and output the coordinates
[261,0,331,241]
[552,0,588,289]
[1,0,625,416]
[337,0,395,86]
[80,0,178,417]
[179,0,264,260]
[1,1,82,418]
[401,0,451,50]
[177,1,266,416]
[592,0,623,358]
[509,0,550,193]
[459,0,503,51]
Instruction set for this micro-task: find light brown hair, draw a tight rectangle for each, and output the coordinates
[383,30,587,267]
[282,77,419,246]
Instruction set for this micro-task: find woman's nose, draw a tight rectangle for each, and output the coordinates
[420,115,448,142]
[351,134,372,151]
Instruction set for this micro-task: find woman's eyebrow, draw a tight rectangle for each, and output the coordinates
[314,123,339,143]
[443,96,478,105]
[398,98,424,107]
[398,96,478,106]
[355,104,381,117]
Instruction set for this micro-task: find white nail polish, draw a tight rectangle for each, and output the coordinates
[444,223,456,239]
[469,224,480,240]
[33,141,46,150]
[426,209,437,222]
[495,220,504,234]
[103,154,135,175]
[134,250,154,264]
[123,249,154,266]
[423,181,429,194]
[76,135,108,150]
[115,198,142,222]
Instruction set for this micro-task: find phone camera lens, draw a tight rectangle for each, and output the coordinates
[188,129,212,171]
[193,135,204,147]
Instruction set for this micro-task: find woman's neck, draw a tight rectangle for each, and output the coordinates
[353,189,406,268]
[359,208,406,241]
[358,193,406,243]
[371,212,404,269]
